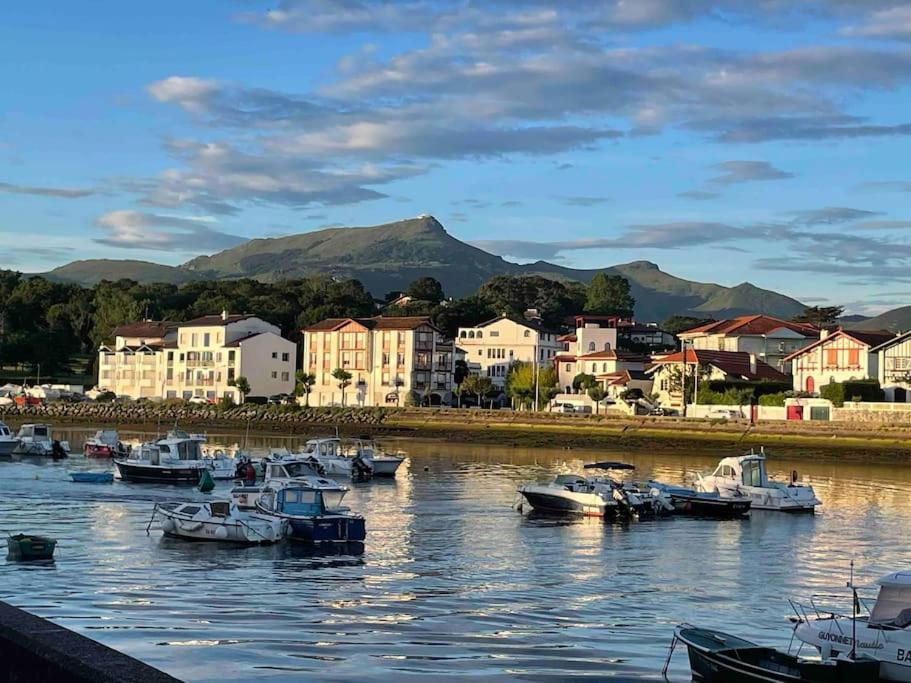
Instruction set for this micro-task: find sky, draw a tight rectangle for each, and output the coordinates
[3,1,911,315]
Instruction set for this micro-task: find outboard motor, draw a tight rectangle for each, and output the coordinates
[791,469,798,486]
[51,440,67,460]
[351,455,373,482]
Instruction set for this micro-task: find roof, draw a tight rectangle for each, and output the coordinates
[594,369,650,385]
[679,315,817,338]
[650,349,789,382]
[304,316,439,333]
[877,570,911,587]
[783,328,898,361]
[565,314,624,328]
[872,330,911,353]
[179,313,260,327]
[471,314,557,334]
[224,332,267,347]
[113,321,174,338]
[577,350,648,362]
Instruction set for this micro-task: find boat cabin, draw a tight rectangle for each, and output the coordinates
[144,437,204,464]
[870,571,911,628]
[711,454,770,488]
[0,422,12,438]
[263,478,349,515]
[17,424,51,442]
[265,460,321,482]
[303,438,343,458]
[92,430,120,446]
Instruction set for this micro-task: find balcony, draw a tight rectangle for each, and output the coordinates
[185,359,215,368]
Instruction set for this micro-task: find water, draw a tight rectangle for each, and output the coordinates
[2,426,911,681]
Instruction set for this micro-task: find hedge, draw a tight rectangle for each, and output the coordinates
[820,380,885,407]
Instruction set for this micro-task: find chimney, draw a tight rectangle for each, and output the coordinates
[221,309,228,321]
[749,353,757,375]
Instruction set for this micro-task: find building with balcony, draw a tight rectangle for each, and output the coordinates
[456,315,561,388]
[302,316,452,406]
[98,312,296,402]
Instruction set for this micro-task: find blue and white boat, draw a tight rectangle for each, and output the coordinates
[70,471,114,483]
[254,477,366,544]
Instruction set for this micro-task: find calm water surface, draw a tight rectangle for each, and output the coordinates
[2,426,911,681]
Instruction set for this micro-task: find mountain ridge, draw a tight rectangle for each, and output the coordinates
[42,215,807,321]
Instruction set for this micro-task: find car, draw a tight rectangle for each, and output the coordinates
[560,403,576,414]
[706,408,741,420]
[188,396,209,405]
[267,393,295,405]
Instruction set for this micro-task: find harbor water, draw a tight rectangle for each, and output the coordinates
[2,426,911,681]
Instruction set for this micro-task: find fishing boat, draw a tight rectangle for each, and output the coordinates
[347,438,406,477]
[6,533,57,561]
[647,481,752,518]
[667,625,879,682]
[0,421,19,456]
[695,448,821,512]
[149,500,287,544]
[202,446,252,480]
[113,432,207,484]
[12,424,70,457]
[83,429,130,458]
[296,437,373,480]
[793,568,911,682]
[255,478,366,544]
[69,471,114,483]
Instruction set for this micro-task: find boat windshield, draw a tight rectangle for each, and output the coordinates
[870,585,911,627]
[741,459,765,487]
[176,440,202,460]
[322,490,346,510]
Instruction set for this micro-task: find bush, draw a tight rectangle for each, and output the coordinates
[758,392,788,407]
[216,396,235,411]
[161,397,186,408]
[820,380,884,407]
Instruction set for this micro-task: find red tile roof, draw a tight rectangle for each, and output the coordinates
[784,329,898,360]
[304,316,438,332]
[651,349,789,381]
[679,315,817,338]
[577,350,648,362]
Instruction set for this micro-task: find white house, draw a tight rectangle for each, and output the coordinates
[872,331,911,402]
[785,329,896,395]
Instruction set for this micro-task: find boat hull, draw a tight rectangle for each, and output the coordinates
[287,515,366,543]
[114,460,204,485]
[370,457,403,477]
[796,618,911,682]
[684,644,878,682]
[518,486,612,517]
[6,534,56,562]
[158,508,284,544]
[669,493,751,518]
[0,440,19,456]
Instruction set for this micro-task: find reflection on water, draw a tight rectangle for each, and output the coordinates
[2,426,911,681]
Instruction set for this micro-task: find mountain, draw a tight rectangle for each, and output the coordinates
[41,215,806,321]
[852,307,911,332]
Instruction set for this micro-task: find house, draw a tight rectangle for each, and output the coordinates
[873,331,911,402]
[97,312,297,402]
[456,315,561,388]
[785,329,897,395]
[647,349,789,408]
[617,322,676,350]
[302,316,452,406]
[678,315,818,372]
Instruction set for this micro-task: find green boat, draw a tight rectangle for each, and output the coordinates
[6,534,57,561]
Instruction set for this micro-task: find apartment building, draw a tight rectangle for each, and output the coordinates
[456,315,561,388]
[98,312,296,402]
[302,316,452,406]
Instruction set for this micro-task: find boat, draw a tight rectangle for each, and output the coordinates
[347,438,405,477]
[668,625,880,682]
[83,429,130,458]
[113,432,207,484]
[149,500,287,544]
[69,471,114,483]
[296,437,373,480]
[6,533,57,561]
[695,448,821,512]
[255,478,366,544]
[203,447,252,480]
[793,568,911,681]
[647,481,752,518]
[12,424,70,457]
[0,421,19,456]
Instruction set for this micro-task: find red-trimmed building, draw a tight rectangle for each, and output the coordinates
[784,329,897,395]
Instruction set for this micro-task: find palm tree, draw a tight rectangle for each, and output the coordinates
[331,368,353,406]
[295,371,316,406]
[229,376,250,404]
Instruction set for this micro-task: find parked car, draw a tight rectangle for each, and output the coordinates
[706,408,741,420]
[560,403,576,414]
[267,393,295,405]
[188,396,209,405]
[650,406,679,416]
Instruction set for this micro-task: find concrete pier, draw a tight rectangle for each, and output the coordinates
[0,601,180,682]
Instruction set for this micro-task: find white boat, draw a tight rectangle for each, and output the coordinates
[347,438,405,477]
[13,423,70,457]
[114,433,207,484]
[695,448,821,512]
[0,422,19,456]
[202,445,253,480]
[150,500,287,544]
[793,568,911,681]
[83,429,130,458]
[296,437,373,480]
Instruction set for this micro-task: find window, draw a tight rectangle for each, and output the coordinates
[271,371,278,379]
[281,372,290,381]
[191,333,197,346]
[271,352,278,359]
[524,330,530,338]
[203,333,210,347]
[228,350,236,363]
[848,349,860,367]
[604,342,611,351]
[588,342,596,351]
[460,331,466,338]
[826,348,838,367]
[468,331,475,339]
[282,352,289,362]
[167,351,174,361]
[476,331,483,339]
[490,331,499,337]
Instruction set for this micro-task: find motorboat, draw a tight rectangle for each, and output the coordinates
[695,448,821,512]
[113,433,207,484]
[0,421,19,456]
[83,429,130,458]
[647,481,752,518]
[793,568,911,682]
[517,462,673,520]
[346,438,405,477]
[202,445,253,480]
[255,478,366,544]
[263,458,328,485]
[150,500,287,544]
[12,424,70,457]
[668,625,879,682]
[297,437,373,480]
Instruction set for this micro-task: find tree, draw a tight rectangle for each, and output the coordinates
[432,296,496,338]
[792,305,844,327]
[332,368,353,406]
[453,359,469,407]
[230,376,251,403]
[295,371,316,406]
[477,275,582,328]
[536,365,560,408]
[584,273,635,317]
[461,375,493,407]
[661,315,714,335]
[505,362,535,409]
[405,276,444,302]
[587,384,607,414]
[572,372,597,393]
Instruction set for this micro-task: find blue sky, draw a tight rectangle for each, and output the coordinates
[3,1,911,314]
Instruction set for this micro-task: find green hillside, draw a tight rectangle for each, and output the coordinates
[44,259,193,286]
[854,306,911,332]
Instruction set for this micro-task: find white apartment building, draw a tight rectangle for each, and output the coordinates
[98,312,296,402]
[456,315,561,388]
[302,316,453,406]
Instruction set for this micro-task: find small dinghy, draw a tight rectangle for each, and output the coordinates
[69,472,114,483]
[647,481,751,518]
[150,500,287,544]
[6,533,57,561]
[666,625,880,682]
